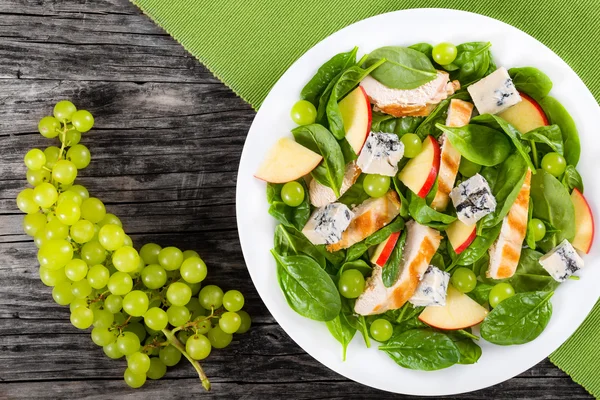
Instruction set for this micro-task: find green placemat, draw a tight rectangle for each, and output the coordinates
[132,0,600,395]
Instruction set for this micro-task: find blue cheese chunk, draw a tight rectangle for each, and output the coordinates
[539,239,584,282]
[409,265,450,307]
[450,174,496,225]
[357,132,404,176]
[301,203,354,245]
[467,67,522,115]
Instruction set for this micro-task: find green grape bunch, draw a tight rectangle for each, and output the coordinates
[16,101,252,391]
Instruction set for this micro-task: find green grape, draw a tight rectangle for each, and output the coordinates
[451,267,477,293]
[32,182,58,209]
[68,185,89,201]
[54,100,77,121]
[124,368,146,389]
[363,174,390,198]
[58,190,83,206]
[280,181,305,207]
[44,219,69,240]
[71,110,94,132]
[166,282,192,306]
[143,336,160,355]
[529,218,546,242]
[23,212,46,237]
[71,306,94,329]
[52,160,78,185]
[166,305,190,326]
[81,240,107,265]
[98,224,126,251]
[52,281,74,305]
[117,331,141,356]
[158,246,183,271]
[236,310,252,334]
[34,231,47,249]
[98,213,122,228]
[223,290,244,312]
[80,197,106,223]
[144,307,168,331]
[87,264,110,289]
[123,235,133,247]
[338,269,365,299]
[123,290,149,317]
[400,133,422,158]
[38,116,61,138]
[43,146,61,169]
[186,334,212,360]
[370,319,393,342]
[182,250,200,260]
[180,256,207,284]
[39,266,68,287]
[103,341,124,359]
[146,358,167,379]
[199,285,224,310]
[107,271,133,295]
[459,158,482,178]
[62,128,81,146]
[186,297,206,319]
[188,282,201,296]
[104,294,123,313]
[177,330,191,345]
[290,99,317,125]
[66,144,91,169]
[55,199,81,225]
[17,188,39,214]
[26,168,51,186]
[112,246,140,272]
[489,283,516,308]
[207,326,233,349]
[38,239,73,270]
[141,264,167,289]
[140,243,161,264]
[219,312,241,334]
[159,345,181,367]
[93,308,114,329]
[24,149,46,171]
[128,352,151,376]
[432,42,458,65]
[91,327,117,346]
[541,152,567,177]
[64,259,88,281]
[71,279,92,299]
[70,219,95,244]
[194,318,212,334]
[70,298,88,312]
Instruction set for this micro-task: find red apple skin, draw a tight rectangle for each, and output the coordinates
[417,135,441,198]
[572,188,594,254]
[358,86,372,154]
[520,92,549,125]
[374,231,400,267]
[454,228,477,254]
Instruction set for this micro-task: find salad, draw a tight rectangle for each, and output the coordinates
[254,41,594,370]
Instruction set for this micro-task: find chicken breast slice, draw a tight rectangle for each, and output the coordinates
[326,190,401,252]
[487,169,532,279]
[360,71,460,118]
[309,161,361,207]
[430,99,474,211]
[355,221,442,315]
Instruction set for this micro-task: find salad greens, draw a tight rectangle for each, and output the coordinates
[267,180,311,231]
[382,230,407,287]
[436,123,512,166]
[449,42,494,84]
[508,67,553,101]
[540,96,581,166]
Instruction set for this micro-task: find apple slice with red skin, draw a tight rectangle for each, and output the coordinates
[446,219,477,254]
[254,137,323,183]
[571,188,594,254]
[339,86,372,155]
[370,231,401,267]
[398,135,441,198]
[498,92,548,133]
[419,286,488,330]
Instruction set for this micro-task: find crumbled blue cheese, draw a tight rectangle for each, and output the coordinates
[539,239,584,282]
[301,203,354,245]
[467,67,521,115]
[450,174,496,225]
[357,132,404,176]
[409,265,450,307]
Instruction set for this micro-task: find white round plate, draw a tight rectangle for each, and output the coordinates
[236,8,600,396]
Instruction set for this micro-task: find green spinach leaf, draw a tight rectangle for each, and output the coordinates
[316,71,342,124]
[337,259,372,277]
[525,197,536,249]
[508,67,553,101]
[274,224,325,268]
[382,229,407,287]
[521,124,564,155]
[467,283,493,306]
[415,91,471,140]
[540,96,580,166]
[337,175,370,208]
[371,112,424,137]
[436,123,511,166]
[267,180,311,230]
[507,248,560,293]
[380,329,460,370]
[446,331,482,365]
[450,42,492,85]
[408,191,456,229]
[326,310,356,361]
[363,46,437,90]
[561,165,584,194]
[345,217,405,262]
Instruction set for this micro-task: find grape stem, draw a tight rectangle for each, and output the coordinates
[162,327,211,391]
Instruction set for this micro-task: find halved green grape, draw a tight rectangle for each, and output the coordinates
[103,341,124,359]
[281,181,305,207]
[450,267,477,293]
[107,271,133,295]
[166,305,190,326]
[159,345,181,367]
[400,133,422,158]
[93,308,114,329]
[128,352,151,377]
[38,239,73,270]
[80,197,106,223]
[541,152,567,177]
[141,264,167,289]
[52,160,78,185]
[144,307,168,331]
[71,110,94,133]
[91,327,117,347]
[104,294,123,313]
[124,368,146,389]
[71,279,92,299]
[363,174,390,198]
[52,281,74,305]
[64,259,88,281]
[117,331,141,356]
[68,185,89,201]
[338,269,365,299]
[112,246,140,272]
[66,144,91,169]
[370,319,393,342]
[529,218,546,242]
[69,298,88,312]
[81,240,107,265]
[24,149,46,171]
[180,256,208,284]
[62,128,81,146]
[70,219,95,244]
[290,100,317,125]
[123,290,149,317]
[33,182,58,209]
[23,212,46,237]
[166,282,192,306]
[39,266,67,287]
[236,310,252,334]
[198,285,224,310]
[38,116,61,138]
[55,199,81,225]
[459,158,482,178]
[54,100,77,121]
[219,312,241,334]
[26,168,51,186]
[223,290,244,312]
[43,146,61,169]
[71,306,94,329]
[99,224,126,251]
[44,219,69,240]
[207,326,233,349]
[182,250,200,260]
[140,243,162,264]
[158,246,183,271]
[17,188,39,214]
[146,358,167,380]
[186,334,212,360]
[57,190,83,206]
[87,264,110,289]
[489,282,516,308]
[432,42,458,65]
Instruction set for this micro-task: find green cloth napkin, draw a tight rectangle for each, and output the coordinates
[132,0,600,395]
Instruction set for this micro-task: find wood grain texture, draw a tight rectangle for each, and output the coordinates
[0,0,592,398]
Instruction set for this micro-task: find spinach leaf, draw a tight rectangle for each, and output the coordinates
[380,329,460,370]
[292,124,345,197]
[408,43,433,60]
[561,165,584,194]
[392,177,410,218]
[326,310,356,361]
[316,245,346,269]
[382,229,407,287]
[450,42,492,85]
[430,252,446,270]
[267,180,310,230]
[316,71,342,124]
[301,47,358,106]
[271,251,341,321]
[354,314,371,348]
[450,223,502,268]
[446,331,482,365]
[415,91,472,140]
[540,96,580,166]
[525,197,536,250]
[337,175,370,208]
[370,112,424,137]
[337,259,372,277]
[436,123,511,166]
[363,46,438,90]
[508,67,553,101]
[274,224,326,269]
[339,138,358,164]
[521,125,564,155]
[408,191,456,229]
[467,283,493,306]
[480,291,554,345]
[345,217,405,262]
[507,248,560,293]
[479,165,499,191]
[530,169,575,252]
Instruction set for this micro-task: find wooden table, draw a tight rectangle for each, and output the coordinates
[0,1,593,398]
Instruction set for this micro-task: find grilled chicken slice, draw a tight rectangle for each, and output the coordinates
[360,71,460,118]
[430,99,474,211]
[487,169,532,279]
[355,221,442,315]
[309,161,361,207]
[326,190,401,252]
